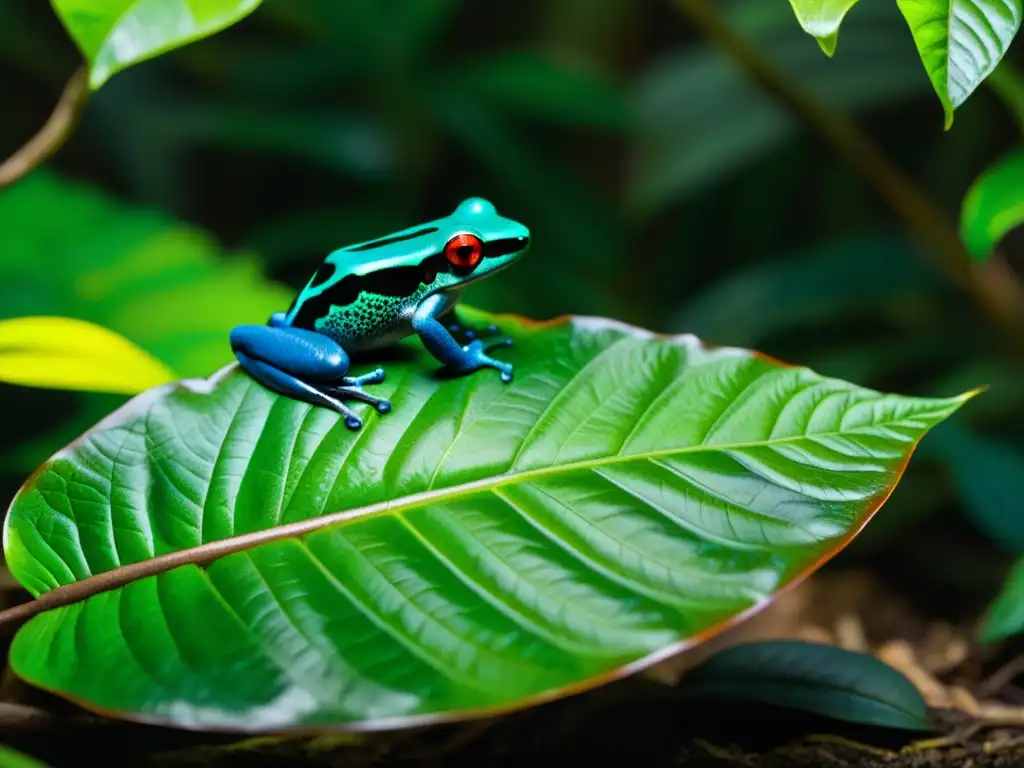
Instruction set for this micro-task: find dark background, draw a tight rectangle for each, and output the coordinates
[2,0,1024,668]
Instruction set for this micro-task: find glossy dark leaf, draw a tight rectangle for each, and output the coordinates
[678,641,932,730]
[4,308,972,731]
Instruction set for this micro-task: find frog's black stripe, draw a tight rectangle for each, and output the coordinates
[345,226,439,252]
[291,253,447,330]
[308,262,337,290]
[483,236,529,258]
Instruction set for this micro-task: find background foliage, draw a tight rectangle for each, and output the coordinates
[3,0,1024,743]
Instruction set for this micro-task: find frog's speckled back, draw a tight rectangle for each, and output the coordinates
[284,198,530,348]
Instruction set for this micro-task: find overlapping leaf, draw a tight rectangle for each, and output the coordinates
[4,308,973,731]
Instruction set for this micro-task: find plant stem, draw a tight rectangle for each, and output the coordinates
[670,0,1024,341]
[987,60,1024,132]
[0,66,90,190]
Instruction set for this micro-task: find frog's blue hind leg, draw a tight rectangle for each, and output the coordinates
[446,311,512,351]
[413,295,513,382]
[230,324,391,430]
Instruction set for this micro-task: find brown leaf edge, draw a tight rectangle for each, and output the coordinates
[0,312,983,735]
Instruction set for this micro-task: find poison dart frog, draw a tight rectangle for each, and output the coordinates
[230,197,530,430]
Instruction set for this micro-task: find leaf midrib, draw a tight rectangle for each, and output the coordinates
[2,411,946,627]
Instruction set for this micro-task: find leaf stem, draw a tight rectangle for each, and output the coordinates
[0,66,90,190]
[987,60,1024,132]
[670,0,1024,344]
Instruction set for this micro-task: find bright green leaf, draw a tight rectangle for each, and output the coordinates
[5,308,973,731]
[895,0,1023,128]
[960,150,1024,261]
[788,0,862,55]
[980,555,1024,642]
[50,0,263,89]
[0,746,53,768]
[0,316,177,395]
[678,640,932,730]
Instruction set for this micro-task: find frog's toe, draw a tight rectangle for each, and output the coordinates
[344,367,386,387]
[376,400,392,414]
[344,414,363,430]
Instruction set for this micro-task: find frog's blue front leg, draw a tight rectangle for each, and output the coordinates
[412,294,513,382]
[230,325,391,430]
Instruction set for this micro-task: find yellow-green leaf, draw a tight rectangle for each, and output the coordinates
[789,0,862,56]
[0,316,177,395]
[50,0,263,90]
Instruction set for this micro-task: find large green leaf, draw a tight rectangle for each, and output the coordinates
[896,0,1023,128]
[788,0,862,55]
[51,0,263,89]
[678,640,932,730]
[960,150,1024,262]
[0,172,293,473]
[0,746,53,768]
[4,308,973,731]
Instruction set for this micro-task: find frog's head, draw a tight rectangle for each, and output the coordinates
[434,197,530,287]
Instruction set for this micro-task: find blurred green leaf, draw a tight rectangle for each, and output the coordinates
[980,555,1024,642]
[441,51,630,130]
[926,422,1024,552]
[0,746,52,768]
[960,149,1024,262]
[788,0,861,56]
[679,641,932,731]
[0,171,292,472]
[0,316,176,395]
[895,0,1022,128]
[51,0,263,89]
[671,236,942,347]
[628,1,929,218]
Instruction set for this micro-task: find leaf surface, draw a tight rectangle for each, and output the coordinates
[4,308,974,731]
[51,0,262,89]
[896,0,1023,127]
[679,640,932,730]
[789,0,862,55]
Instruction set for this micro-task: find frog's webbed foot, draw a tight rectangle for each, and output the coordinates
[321,367,392,416]
[459,339,514,383]
[447,320,513,352]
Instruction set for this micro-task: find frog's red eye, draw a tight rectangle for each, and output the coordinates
[444,234,483,269]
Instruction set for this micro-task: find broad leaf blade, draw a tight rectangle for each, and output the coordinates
[0,746,53,768]
[960,149,1024,261]
[896,0,1023,128]
[789,0,862,55]
[50,0,263,89]
[678,640,932,731]
[5,309,974,730]
[0,316,177,394]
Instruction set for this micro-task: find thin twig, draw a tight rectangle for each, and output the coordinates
[0,65,90,190]
[671,0,1024,345]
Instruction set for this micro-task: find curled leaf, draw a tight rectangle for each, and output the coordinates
[789,0,862,56]
[960,149,1024,262]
